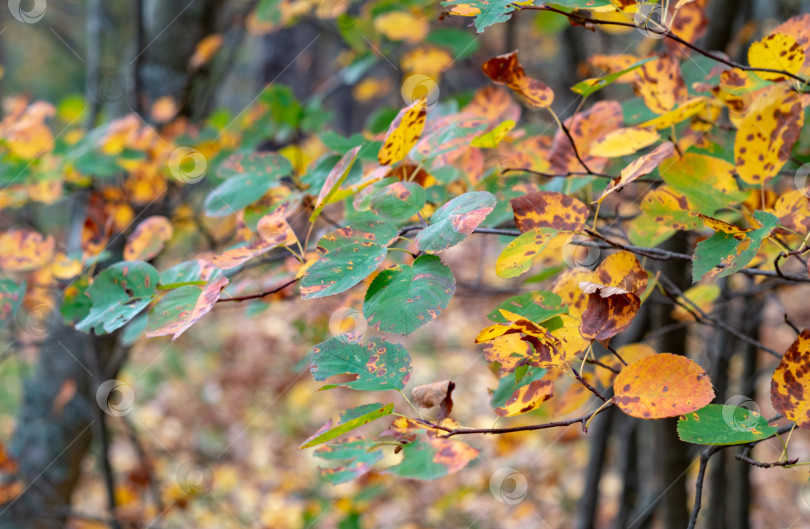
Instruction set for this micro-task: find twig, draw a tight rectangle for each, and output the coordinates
[217,277,300,303]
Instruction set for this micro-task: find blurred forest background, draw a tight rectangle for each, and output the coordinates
[2,0,810,528]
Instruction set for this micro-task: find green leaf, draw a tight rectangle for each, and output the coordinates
[425,28,480,59]
[145,275,228,340]
[61,277,92,325]
[0,279,25,327]
[692,211,779,282]
[572,57,655,97]
[204,152,292,217]
[416,191,496,253]
[487,291,567,324]
[301,220,395,300]
[677,404,778,445]
[314,437,384,484]
[442,0,516,33]
[363,255,455,335]
[300,403,394,448]
[369,182,427,222]
[310,337,412,391]
[76,261,159,334]
[386,434,479,480]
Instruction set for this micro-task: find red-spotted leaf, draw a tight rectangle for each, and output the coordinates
[300,403,394,449]
[614,353,715,419]
[363,255,455,335]
[76,261,159,334]
[416,191,496,253]
[310,337,412,391]
[301,220,395,300]
[123,216,173,261]
[770,329,810,428]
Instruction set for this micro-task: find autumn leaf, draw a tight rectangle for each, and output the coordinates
[491,366,553,417]
[770,329,810,428]
[386,433,478,480]
[734,84,805,186]
[549,101,623,174]
[0,280,25,327]
[378,99,428,166]
[205,152,293,217]
[411,380,455,421]
[311,145,362,222]
[613,353,715,419]
[588,127,661,158]
[596,142,676,202]
[300,403,394,449]
[314,437,384,484]
[482,51,554,108]
[145,275,228,340]
[633,54,687,114]
[123,216,173,261]
[0,229,55,271]
[748,32,805,82]
[578,282,641,341]
[511,191,589,233]
[677,404,777,445]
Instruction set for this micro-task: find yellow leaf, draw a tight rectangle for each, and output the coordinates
[374,11,428,42]
[589,127,661,157]
[470,120,515,148]
[748,32,805,82]
[401,46,453,79]
[633,54,687,114]
[378,98,428,166]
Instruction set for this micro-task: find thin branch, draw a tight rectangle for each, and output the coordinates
[217,277,300,303]
[415,402,614,437]
[571,366,608,402]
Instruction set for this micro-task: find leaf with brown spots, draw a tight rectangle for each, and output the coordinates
[773,190,810,234]
[627,186,700,247]
[578,282,640,341]
[0,229,55,271]
[482,51,554,108]
[594,251,648,296]
[476,314,569,369]
[211,204,298,270]
[495,227,561,279]
[551,267,596,320]
[378,98,428,166]
[492,367,553,417]
[770,329,810,428]
[549,101,623,174]
[511,191,589,234]
[658,152,746,214]
[633,54,688,114]
[123,216,173,261]
[748,32,805,82]
[771,14,810,75]
[637,97,708,130]
[596,142,675,202]
[310,336,412,391]
[734,84,804,186]
[613,353,715,419]
[664,0,709,57]
[415,191,496,253]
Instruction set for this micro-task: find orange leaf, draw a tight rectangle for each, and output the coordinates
[0,229,55,271]
[482,51,554,108]
[614,353,714,419]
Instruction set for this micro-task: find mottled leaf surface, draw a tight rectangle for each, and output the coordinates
[205,152,292,217]
[310,337,412,391]
[363,255,455,335]
[771,329,810,428]
[314,437,384,484]
[677,404,777,445]
[77,261,159,334]
[386,434,478,480]
[416,191,495,253]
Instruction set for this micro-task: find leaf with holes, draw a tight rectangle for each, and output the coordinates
[301,221,395,300]
[123,216,173,261]
[677,404,778,445]
[613,353,715,419]
[76,261,159,334]
[770,329,810,428]
[386,433,478,480]
[300,403,394,449]
[205,152,292,217]
[363,255,455,335]
[416,191,496,253]
[314,437,384,484]
[310,337,412,391]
